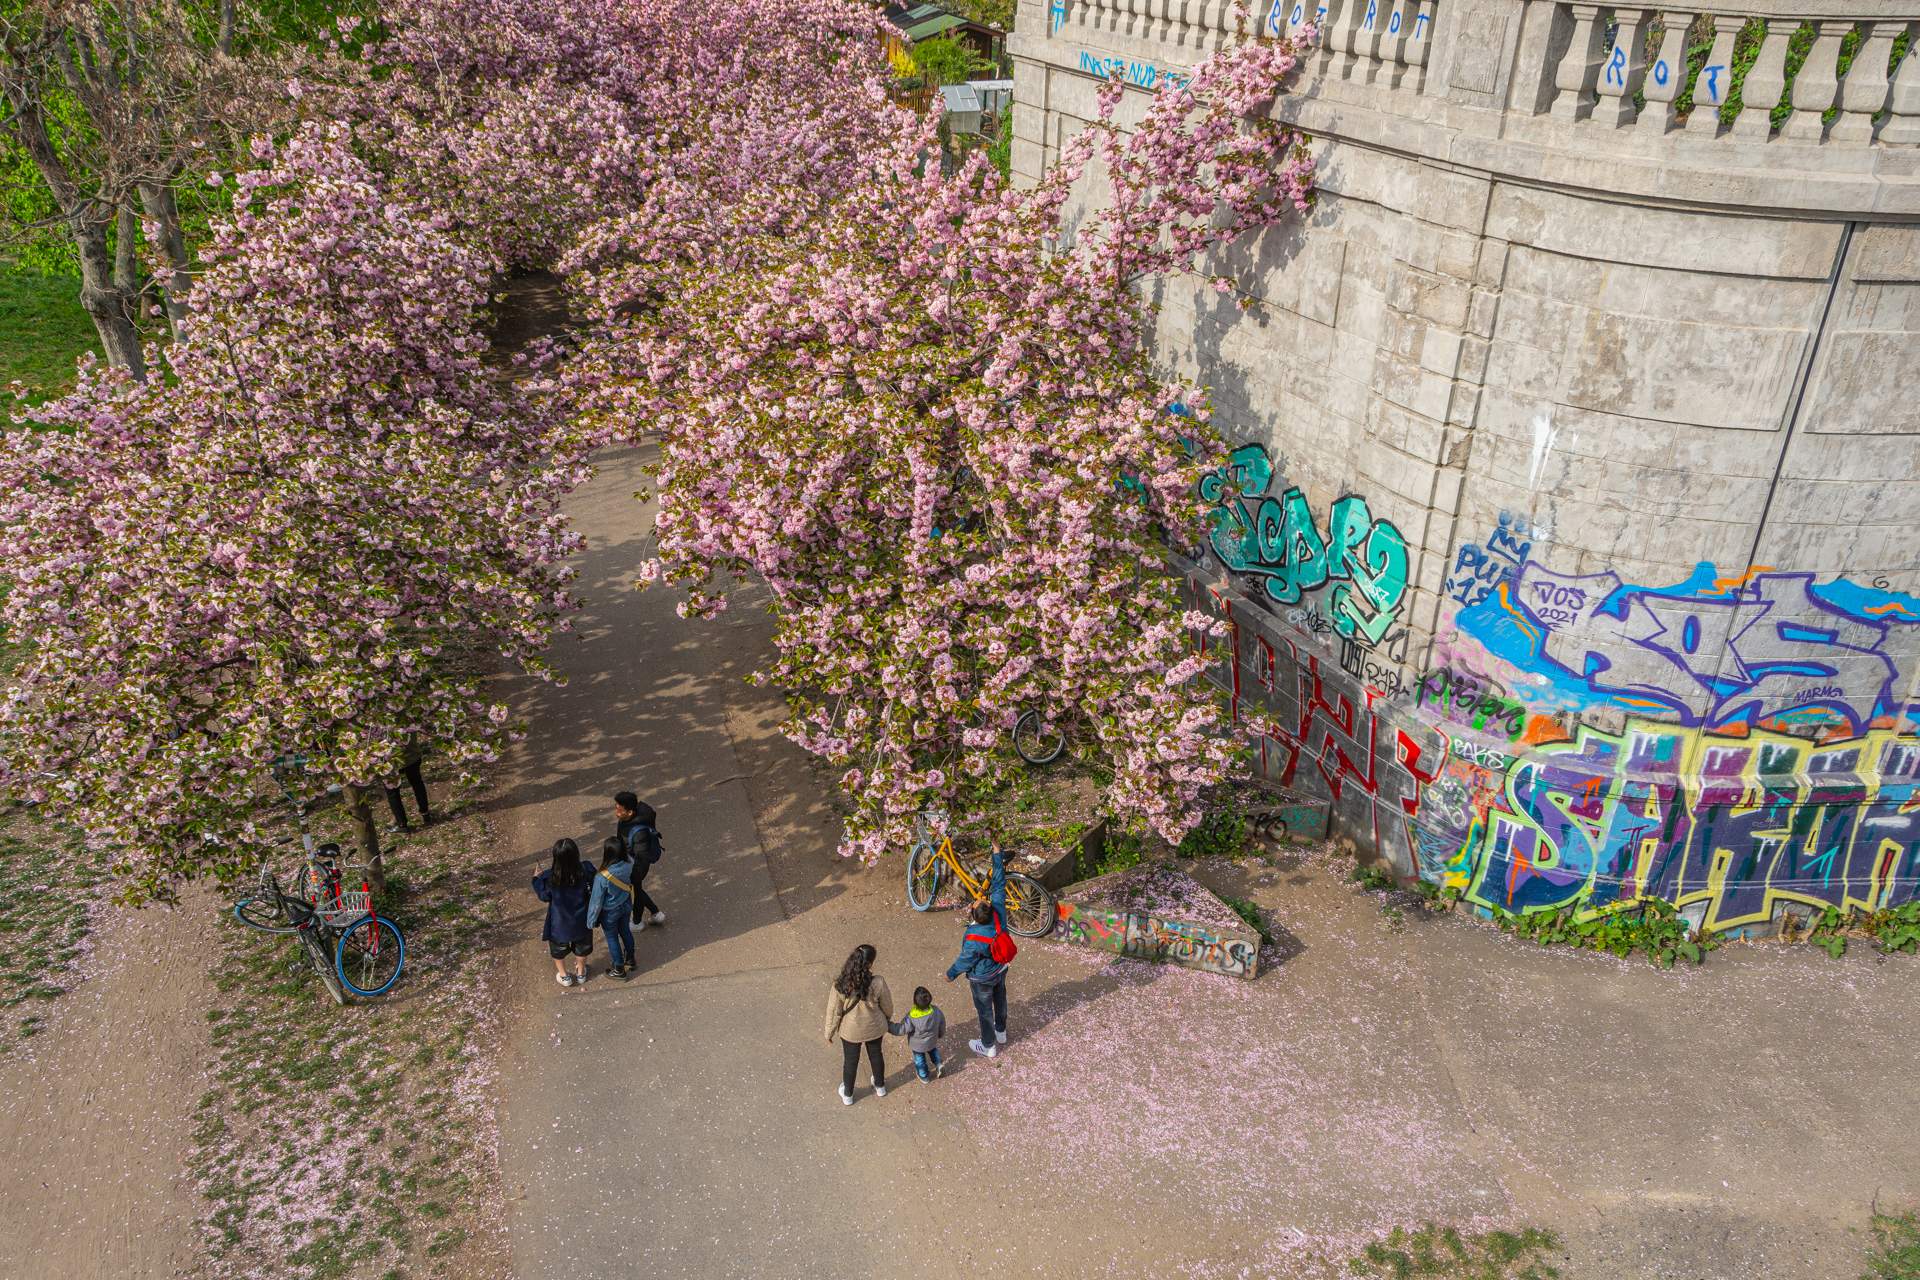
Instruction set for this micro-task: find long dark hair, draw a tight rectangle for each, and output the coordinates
[834,944,877,1000]
[601,836,627,867]
[550,838,584,888]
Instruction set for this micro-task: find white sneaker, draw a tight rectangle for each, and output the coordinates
[650,911,666,926]
[838,1085,855,1106]
[995,1030,1008,1045]
[872,1082,887,1097]
[635,916,648,932]
[556,972,572,988]
[968,1038,997,1059]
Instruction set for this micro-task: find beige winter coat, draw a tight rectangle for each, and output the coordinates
[824,975,894,1044]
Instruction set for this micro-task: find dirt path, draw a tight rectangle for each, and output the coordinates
[0,899,213,1279]
[484,440,1920,1280]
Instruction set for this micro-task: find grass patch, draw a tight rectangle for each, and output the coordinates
[0,820,107,1050]
[1348,1224,1562,1278]
[1865,1209,1920,1280]
[1219,893,1274,945]
[190,785,503,1279]
[0,270,99,402]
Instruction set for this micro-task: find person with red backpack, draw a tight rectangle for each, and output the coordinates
[945,844,1015,1059]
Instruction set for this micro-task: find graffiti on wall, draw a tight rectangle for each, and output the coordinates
[1199,443,1410,646]
[1055,901,1260,978]
[1444,511,1536,609]
[1406,719,1920,933]
[1456,558,1920,734]
[1184,446,1920,934]
[1074,49,1190,89]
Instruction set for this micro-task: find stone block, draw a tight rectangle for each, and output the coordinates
[1486,184,1845,279]
[1051,866,1262,979]
[1558,306,1807,432]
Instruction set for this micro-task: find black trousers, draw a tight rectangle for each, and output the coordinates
[384,760,430,827]
[841,1037,884,1092]
[633,866,660,918]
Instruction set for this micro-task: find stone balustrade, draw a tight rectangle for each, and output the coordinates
[1537,6,1920,144]
[1020,0,1920,214]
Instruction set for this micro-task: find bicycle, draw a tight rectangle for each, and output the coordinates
[957,698,1067,766]
[904,811,1057,936]
[232,755,406,1001]
[234,861,407,1002]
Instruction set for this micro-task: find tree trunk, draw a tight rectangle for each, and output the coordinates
[112,201,141,326]
[2,88,146,378]
[76,219,147,378]
[138,181,193,336]
[341,783,389,896]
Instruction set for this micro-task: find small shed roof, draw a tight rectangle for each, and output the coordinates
[940,83,982,113]
[902,11,968,40]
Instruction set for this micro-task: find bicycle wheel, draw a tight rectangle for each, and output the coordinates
[233,896,300,934]
[906,842,943,912]
[1012,711,1066,765]
[335,915,406,998]
[298,927,349,1005]
[1002,872,1058,937]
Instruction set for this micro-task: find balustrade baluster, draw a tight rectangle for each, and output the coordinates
[1355,0,1388,81]
[1827,21,1897,143]
[1312,0,1346,69]
[1550,3,1609,121]
[1880,21,1920,143]
[1328,0,1370,76]
[1594,7,1653,126]
[1729,21,1790,138]
[1635,10,1694,134]
[1683,13,1742,134]
[1779,19,1848,140]
[1408,0,1435,91]
[1278,0,1317,44]
[1382,0,1415,88]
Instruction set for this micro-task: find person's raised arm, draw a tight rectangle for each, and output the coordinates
[990,845,1007,915]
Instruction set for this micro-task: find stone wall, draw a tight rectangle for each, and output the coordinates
[1011,0,1920,934]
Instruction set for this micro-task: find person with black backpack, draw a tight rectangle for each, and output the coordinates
[613,791,667,930]
[945,843,1014,1059]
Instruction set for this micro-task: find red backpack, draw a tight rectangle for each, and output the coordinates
[988,908,1018,965]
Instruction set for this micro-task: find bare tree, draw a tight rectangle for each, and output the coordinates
[0,1,307,377]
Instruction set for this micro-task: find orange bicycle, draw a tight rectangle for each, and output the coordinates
[904,811,1057,936]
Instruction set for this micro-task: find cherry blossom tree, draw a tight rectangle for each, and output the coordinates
[0,123,585,900]
[355,0,896,270]
[566,33,1316,861]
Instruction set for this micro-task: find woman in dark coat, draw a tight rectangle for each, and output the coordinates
[532,838,596,987]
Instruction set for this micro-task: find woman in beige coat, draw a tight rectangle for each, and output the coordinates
[824,943,894,1105]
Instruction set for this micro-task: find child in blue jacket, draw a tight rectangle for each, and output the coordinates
[945,845,1010,1058]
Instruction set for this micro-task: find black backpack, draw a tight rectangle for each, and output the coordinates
[626,822,663,867]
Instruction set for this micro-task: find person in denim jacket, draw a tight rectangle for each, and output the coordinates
[945,846,1010,1058]
[587,836,637,979]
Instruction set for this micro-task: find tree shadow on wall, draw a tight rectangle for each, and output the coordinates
[1145,183,1337,455]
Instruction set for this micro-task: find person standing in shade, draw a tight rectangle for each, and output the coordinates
[945,844,1011,1058]
[823,943,893,1105]
[586,836,637,979]
[532,838,595,988]
[383,744,432,834]
[613,791,667,930]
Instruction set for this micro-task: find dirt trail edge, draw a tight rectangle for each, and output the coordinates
[0,900,212,1279]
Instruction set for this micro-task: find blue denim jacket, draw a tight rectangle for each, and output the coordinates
[586,855,636,928]
[945,849,1009,985]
